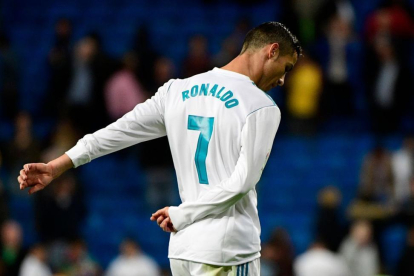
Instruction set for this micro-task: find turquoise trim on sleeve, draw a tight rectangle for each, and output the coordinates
[166,80,175,94]
[251,81,277,106]
[246,105,277,117]
[264,93,276,105]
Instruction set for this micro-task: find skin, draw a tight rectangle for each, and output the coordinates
[18,42,298,233]
[223,43,298,91]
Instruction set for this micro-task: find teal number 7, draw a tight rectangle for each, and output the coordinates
[188,115,215,184]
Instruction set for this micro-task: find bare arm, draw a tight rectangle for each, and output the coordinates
[18,154,73,194]
[49,154,74,178]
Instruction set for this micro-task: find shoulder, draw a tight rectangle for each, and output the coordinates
[246,102,280,123]
[237,82,279,116]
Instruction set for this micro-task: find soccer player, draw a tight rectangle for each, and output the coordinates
[18,22,301,275]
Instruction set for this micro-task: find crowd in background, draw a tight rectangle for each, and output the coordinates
[0,0,414,275]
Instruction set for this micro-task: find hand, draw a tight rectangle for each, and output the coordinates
[150,207,177,233]
[17,163,54,195]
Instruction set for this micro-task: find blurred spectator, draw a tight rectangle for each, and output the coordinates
[398,177,414,227]
[0,220,27,276]
[0,32,19,120]
[315,186,345,252]
[132,26,159,92]
[3,112,41,196]
[41,119,80,162]
[290,0,329,44]
[396,226,414,276]
[182,35,211,78]
[19,244,52,276]
[316,13,361,118]
[339,220,380,276]
[359,145,394,205]
[365,35,411,133]
[61,239,100,276]
[285,53,323,135]
[365,0,414,52]
[349,145,396,266]
[66,33,119,134]
[105,52,146,120]
[152,57,176,92]
[294,239,350,276]
[316,0,355,30]
[105,238,160,276]
[139,57,176,210]
[212,37,239,67]
[260,228,294,276]
[43,18,73,118]
[34,172,85,243]
[226,18,251,50]
[392,137,414,204]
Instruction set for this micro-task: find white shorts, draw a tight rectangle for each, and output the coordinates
[170,258,260,276]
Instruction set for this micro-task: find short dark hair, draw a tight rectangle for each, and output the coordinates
[241,22,302,57]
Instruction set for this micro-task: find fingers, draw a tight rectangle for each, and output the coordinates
[157,215,165,226]
[160,217,177,233]
[18,176,26,190]
[18,169,39,190]
[160,217,171,231]
[28,184,44,195]
[20,169,27,180]
[150,207,168,221]
[24,164,31,173]
[24,163,49,175]
[150,207,176,232]
[18,170,29,190]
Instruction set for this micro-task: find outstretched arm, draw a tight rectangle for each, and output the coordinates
[66,80,172,168]
[18,154,73,194]
[18,79,173,195]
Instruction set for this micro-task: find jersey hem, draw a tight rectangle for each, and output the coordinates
[167,253,261,266]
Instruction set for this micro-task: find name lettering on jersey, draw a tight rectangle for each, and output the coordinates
[182,83,239,109]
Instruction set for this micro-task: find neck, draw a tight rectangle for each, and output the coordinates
[221,51,263,84]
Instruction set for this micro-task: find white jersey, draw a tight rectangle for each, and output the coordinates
[66,67,281,266]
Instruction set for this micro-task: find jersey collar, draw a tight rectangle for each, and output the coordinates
[212,67,253,82]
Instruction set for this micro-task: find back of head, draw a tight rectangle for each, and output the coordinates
[1,220,22,249]
[318,186,342,208]
[240,22,302,56]
[120,238,140,257]
[350,220,373,246]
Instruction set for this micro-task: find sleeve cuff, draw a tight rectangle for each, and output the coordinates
[169,206,189,231]
[65,140,91,168]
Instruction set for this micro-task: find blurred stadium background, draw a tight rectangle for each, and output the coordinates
[1,0,414,275]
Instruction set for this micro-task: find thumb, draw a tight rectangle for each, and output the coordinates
[25,163,47,173]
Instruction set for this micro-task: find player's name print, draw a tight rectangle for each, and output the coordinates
[181,83,239,109]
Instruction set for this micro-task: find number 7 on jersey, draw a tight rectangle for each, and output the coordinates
[187,115,214,184]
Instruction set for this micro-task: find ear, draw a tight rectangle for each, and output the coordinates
[268,43,280,60]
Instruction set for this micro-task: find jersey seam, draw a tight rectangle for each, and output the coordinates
[264,93,276,105]
[246,105,277,117]
[166,79,175,94]
[250,82,277,106]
